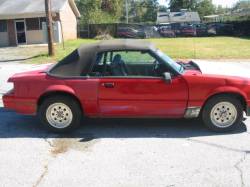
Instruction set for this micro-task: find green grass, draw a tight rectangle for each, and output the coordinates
[26,37,250,64]
[26,39,96,64]
[150,37,250,59]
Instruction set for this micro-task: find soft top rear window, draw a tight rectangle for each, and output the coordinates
[58,50,79,66]
[48,49,82,77]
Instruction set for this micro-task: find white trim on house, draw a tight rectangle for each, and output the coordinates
[0,12,58,20]
[60,0,69,12]
[14,19,27,45]
[68,0,81,18]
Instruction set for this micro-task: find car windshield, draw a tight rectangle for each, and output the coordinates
[156,50,184,74]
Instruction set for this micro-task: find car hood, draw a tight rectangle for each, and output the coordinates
[181,61,250,86]
[201,74,250,85]
[183,68,250,89]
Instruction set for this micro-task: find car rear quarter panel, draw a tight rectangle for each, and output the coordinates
[12,74,99,116]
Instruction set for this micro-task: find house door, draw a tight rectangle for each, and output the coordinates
[15,20,26,44]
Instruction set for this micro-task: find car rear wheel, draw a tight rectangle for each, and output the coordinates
[202,95,243,132]
[38,95,82,132]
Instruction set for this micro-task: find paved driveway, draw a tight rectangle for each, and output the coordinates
[0,60,250,187]
[0,46,46,62]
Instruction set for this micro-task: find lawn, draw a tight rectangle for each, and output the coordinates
[26,37,250,64]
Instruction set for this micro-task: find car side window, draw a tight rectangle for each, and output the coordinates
[113,51,155,65]
[89,50,169,77]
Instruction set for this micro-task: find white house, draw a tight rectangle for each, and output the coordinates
[157,10,201,24]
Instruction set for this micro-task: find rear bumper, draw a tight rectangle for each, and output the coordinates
[3,90,37,115]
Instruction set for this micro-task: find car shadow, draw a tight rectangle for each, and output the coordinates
[0,108,247,140]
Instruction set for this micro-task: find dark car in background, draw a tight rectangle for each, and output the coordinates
[117,27,146,39]
[194,23,208,36]
[166,23,182,36]
[158,25,176,37]
[207,23,234,36]
[180,25,197,37]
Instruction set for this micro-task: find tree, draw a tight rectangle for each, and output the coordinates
[232,0,250,11]
[168,0,215,19]
[215,5,228,15]
[195,0,215,18]
[76,0,123,24]
[169,0,197,11]
[140,0,159,22]
[158,5,168,12]
[76,0,162,24]
[128,0,159,23]
[230,0,250,21]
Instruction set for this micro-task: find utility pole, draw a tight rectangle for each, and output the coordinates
[125,0,128,24]
[45,0,55,56]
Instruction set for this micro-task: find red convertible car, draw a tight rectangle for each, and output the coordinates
[3,40,250,132]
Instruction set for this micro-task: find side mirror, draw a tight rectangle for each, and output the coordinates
[162,72,172,84]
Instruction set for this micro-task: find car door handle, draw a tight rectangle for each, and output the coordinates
[102,82,115,88]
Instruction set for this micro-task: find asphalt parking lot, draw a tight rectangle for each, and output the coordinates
[0,59,250,187]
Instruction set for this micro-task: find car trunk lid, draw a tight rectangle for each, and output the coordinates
[8,67,48,82]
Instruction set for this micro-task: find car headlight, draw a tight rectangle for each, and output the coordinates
[2,82,14,93]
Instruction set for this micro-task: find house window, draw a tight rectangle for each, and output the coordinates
[39,17,46,30]
[0,20,7,32]
[159,14,168,17]
[26,17,46,30]
[26,18,40,30]
[174,13,184,17]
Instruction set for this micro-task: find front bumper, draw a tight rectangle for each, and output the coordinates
[3,90,37,115]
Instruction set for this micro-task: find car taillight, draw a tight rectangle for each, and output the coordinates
[4,88,14,95]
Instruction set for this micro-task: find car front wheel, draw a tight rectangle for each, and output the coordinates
[38,95,82,132]
[202,95,243,132]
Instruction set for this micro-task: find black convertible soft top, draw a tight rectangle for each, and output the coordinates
[49,40,156,77]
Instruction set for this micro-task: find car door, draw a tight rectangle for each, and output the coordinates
[96,50,189,118]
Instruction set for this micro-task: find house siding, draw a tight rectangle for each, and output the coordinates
[0,32,9,47]
[59,1,77,40]
[26,30,45,44]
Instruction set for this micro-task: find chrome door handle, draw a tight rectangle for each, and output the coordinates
[102,82,115,88]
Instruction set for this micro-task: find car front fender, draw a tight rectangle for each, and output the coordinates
[205,86,248,104]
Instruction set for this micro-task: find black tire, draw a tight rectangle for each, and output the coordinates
[38,95,82,133]
[202,95,243,132]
